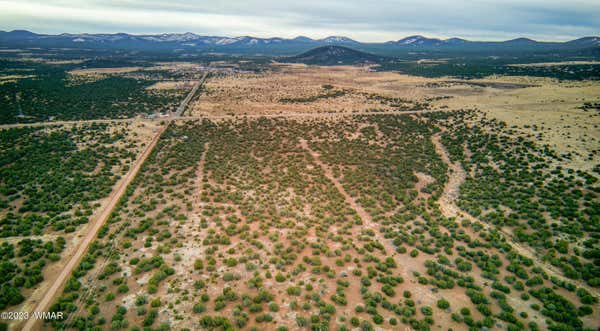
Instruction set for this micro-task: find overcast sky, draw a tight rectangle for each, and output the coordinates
[1,0,598,41]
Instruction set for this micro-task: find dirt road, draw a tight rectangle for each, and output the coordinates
[18,70,210,330]
[176,72,210,117]
[431,132,599,298]
[21,126,164,331]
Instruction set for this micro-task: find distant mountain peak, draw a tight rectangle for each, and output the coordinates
[504,37,537,44]
[9,29,37,34]
[395,35,442,46]
[293,36,314,42]
[140,33,201,42]
[319,36,358,44]
[567,36,600,46]
[6,30,40,37]
[445,37,468,44]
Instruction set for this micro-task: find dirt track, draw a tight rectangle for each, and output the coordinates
[431,132,599,298]
[20,126,164,331]
[193,143,209,212]
[18,71,208,330]
[299,139,399,257]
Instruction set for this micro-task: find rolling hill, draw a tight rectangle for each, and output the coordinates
[280,46,386,65]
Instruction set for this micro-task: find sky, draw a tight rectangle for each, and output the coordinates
[1,0,599,42]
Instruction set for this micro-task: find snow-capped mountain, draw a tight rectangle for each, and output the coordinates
[318,36,359,44]
[393,35,443,46]
[140,32,201,42]
[292,36,315,42]
[566,37,600,47]
[389,35,472,47]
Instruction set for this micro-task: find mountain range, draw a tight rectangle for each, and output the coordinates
[1,30,599,56]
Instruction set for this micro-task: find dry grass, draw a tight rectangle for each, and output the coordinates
[68,62,204,76]
[152,62,204,70]
[0,74,36,84]
[508,61,600,67]
[146,81,196,90]
[189,64,446,116]
[435,76,600,170]
[44,59,87,65]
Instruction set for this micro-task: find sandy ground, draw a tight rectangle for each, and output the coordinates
[431,131,600,328]
[300,138,464,328]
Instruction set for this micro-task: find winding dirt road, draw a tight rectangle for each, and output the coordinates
[431,132,599,298]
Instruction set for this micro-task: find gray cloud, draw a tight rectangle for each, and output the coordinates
[1,0,598,41]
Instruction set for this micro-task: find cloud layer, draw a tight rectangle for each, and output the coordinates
[1,0,598,41]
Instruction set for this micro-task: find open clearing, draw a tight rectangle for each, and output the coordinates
[146,81,197,90]
[189,64,445,116]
